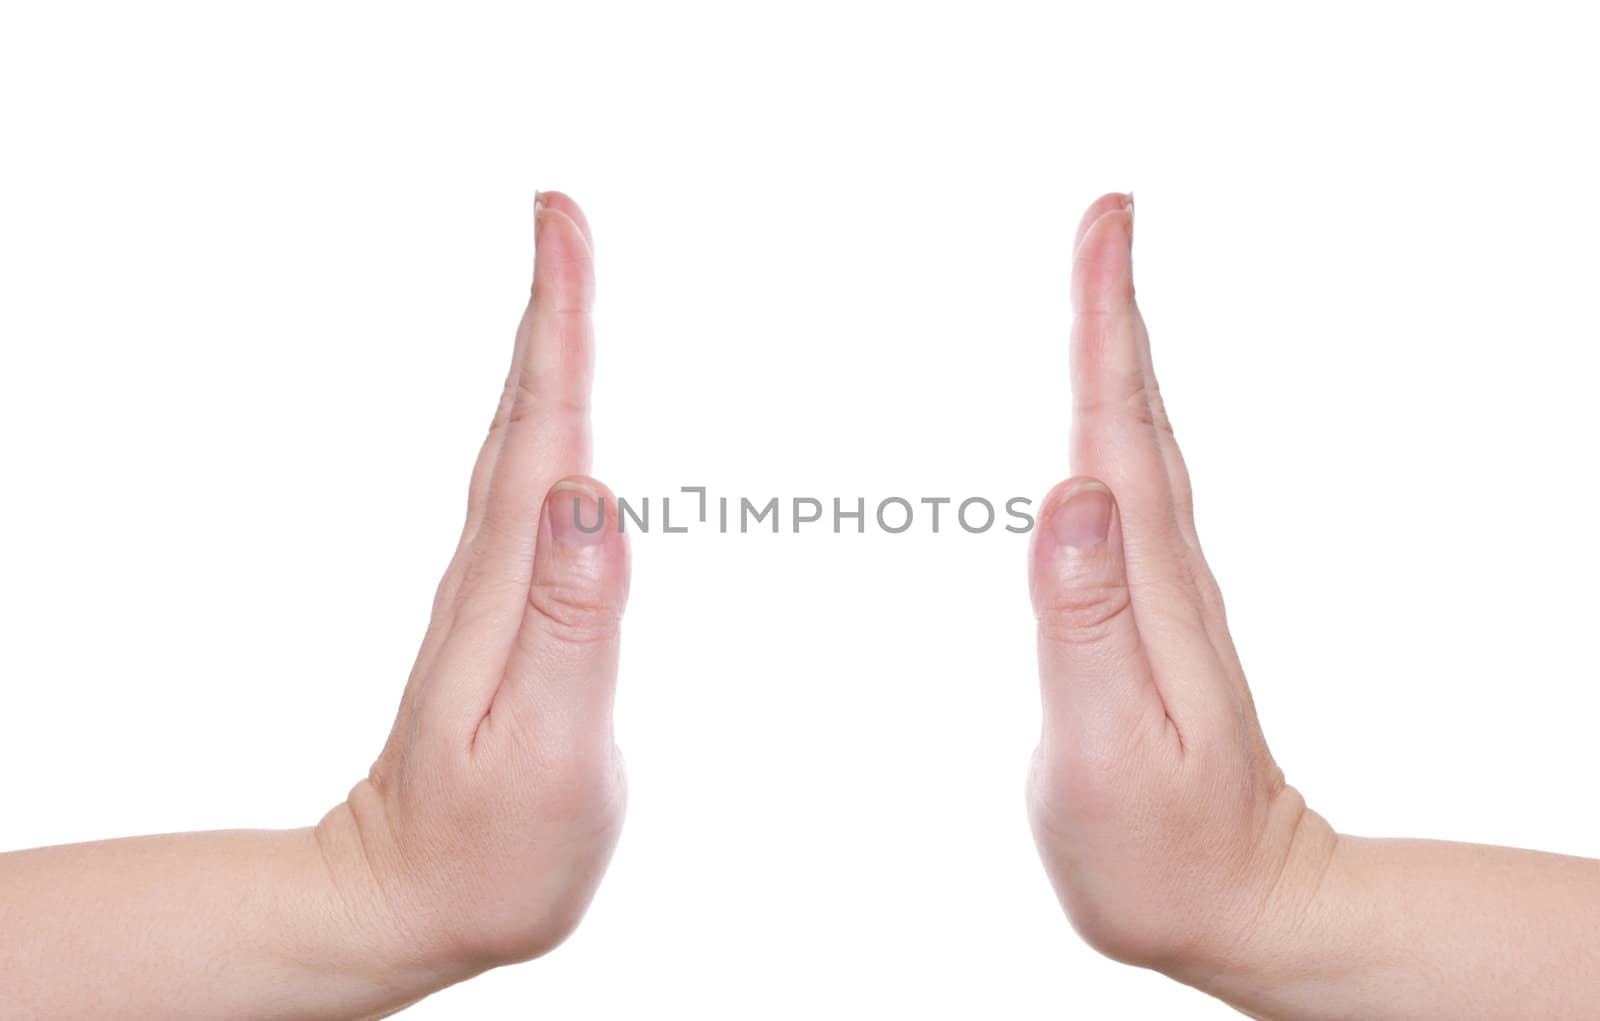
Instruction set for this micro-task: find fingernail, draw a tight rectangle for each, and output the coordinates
[1051,482,1113,548]
[548,481,608,547]
[534,191,547,242]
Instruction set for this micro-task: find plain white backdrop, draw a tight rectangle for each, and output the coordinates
[3,2,1597,1016]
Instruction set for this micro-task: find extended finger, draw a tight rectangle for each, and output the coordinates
[1069,198,1229,733]
[425,194,599,736]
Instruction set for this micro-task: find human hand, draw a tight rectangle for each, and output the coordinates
[1025,194,1337,988]
[314,191,631,992]
[0,192,632,1020]
[1025,195,1600,1021]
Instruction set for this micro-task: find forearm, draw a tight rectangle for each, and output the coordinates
[0,812,443,1021]
[1186,824,1600,1021]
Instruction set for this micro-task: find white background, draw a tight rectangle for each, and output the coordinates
[3,2,1598,1016]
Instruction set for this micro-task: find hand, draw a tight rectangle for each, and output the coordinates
[1025,194,1336,983]
[315,191,631,987]
[1024,197,1600,1021]
[0,192,632,1020]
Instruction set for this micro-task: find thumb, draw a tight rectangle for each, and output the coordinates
[495,475,630,753]
[1029,478,1164,751]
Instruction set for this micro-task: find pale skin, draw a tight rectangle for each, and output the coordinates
[0,192,629,1019]
[1028,192,1600,1019]
[1,193,1596,1019]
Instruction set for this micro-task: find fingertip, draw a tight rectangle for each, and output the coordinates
[1046,478,1116,548]
[540,475,631,602]
[545,475,625,544]
[535,190,595,252]
[1071,205,1135,316]
[536,206,594,264]
[1073,192,1132,254]
[1033,475,1117,541]
[532,204,596,312]
[1029,476,1123,609]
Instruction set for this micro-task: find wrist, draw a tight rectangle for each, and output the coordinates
[308,787,477,1013]
[1163,792,1351,1015]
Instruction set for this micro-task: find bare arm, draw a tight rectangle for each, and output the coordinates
[1198,836,1600,1019]
[0,829,432,1020]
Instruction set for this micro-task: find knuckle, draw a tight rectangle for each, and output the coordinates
[526,576,621,645]
[1124,383,1158,429]
[507,376,587,428]
[488,377,518,436]
[1146,380,1177,440]
[1038,581,1133,646]
[1172,480,1196,523]
[429,557,465,619]
[1074,375,1158,430]
[1195,569,1228,623]
[456,531,529,597]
